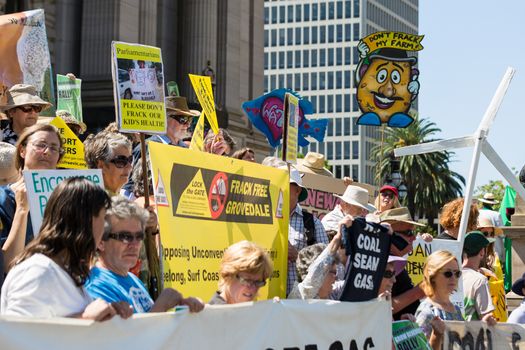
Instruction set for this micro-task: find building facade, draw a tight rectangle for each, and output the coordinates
[263,0,418,183]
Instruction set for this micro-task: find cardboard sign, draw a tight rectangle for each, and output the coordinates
[339,218,391,301]
[111,41,166,134]
[444,320,525,349]
[0,10,55,116]
[49,117,87,169]
[56,74,82,121]
[392,320,431,350]
[148,142,289,301]
[23,169,103,235]
[189,112,206,152]
[282,92,299,164]
[188,74,219,134]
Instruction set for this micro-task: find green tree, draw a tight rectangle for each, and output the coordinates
[371,117,465,225]
[474,180,505,211]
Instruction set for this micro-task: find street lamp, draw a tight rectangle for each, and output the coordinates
[385,152,407,202]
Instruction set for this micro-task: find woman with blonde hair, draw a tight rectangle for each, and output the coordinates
[438,197,479,240]
[209,240,273,304]
[415,250,463,349]
[373,185,401,214]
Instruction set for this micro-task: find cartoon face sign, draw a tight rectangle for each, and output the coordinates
[357,58,413,124]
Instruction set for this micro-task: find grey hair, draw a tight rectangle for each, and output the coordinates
[105,196,149,232]
[84,131,131,169]
[0,142,16,169]
[296,243,328,282]
[262,156,286,168]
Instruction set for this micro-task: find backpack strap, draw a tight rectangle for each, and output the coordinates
[302,210,316,246]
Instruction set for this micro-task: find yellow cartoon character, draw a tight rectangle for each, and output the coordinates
[355,44,419,128]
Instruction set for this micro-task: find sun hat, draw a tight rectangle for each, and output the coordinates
[335,185,376,212]
[56,110,87,134]
[295,152,333,177]
[387,255,407,276]
[0,84,52,112]
[380,185,398,198]
[477,210,503,236]
[165,96,200,117]
[379,207,425,226]
[288,166,308,202]
[463,231,495,255]
[478,193,499,205]
[512,272,525,296]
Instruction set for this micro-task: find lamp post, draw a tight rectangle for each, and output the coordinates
[385,153,407,203]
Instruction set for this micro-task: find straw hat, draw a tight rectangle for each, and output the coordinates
[478,193,499,205]
[295,152,333,177]
[379,207,425,226]
[477,210,503,235]
[335,185,375,212]
[165,96,200,117]
[56,110,87,134]
[0,84,52,112]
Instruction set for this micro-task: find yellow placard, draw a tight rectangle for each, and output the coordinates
[119,100,165,132]
[489,278,507,322]
[188,74,219,134]
[189,112,205,152]
[406,239,431,285]
[49,117,87,169]
[148,143,289,301]
[114,42,162,62]
[362,31,424,52]
[283,93,299,164]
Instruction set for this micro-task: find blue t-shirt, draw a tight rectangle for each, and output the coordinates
[85,266,154,313]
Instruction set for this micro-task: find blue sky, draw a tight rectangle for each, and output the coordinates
[419,2,524,192]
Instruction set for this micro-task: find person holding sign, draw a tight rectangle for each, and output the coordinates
[373,185,401,214]
[209,240,273,305]
[1,177,133,321]
[415,250,464,350]
[0,84,52,145]
[85,196,203,313]
[0,124,63,269]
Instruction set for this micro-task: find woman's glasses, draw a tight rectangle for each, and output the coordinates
[108,155,133,168]
[380,191,395,199]
[441,270,462,279]
[236,275,266,288]
[30,141,64,155]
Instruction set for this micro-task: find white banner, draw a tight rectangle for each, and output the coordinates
[444,320,525,349]
[0,299,391,350]
[23,169,104,235]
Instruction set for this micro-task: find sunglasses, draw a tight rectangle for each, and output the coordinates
[381,191,395,199]
[17,105,43,113]
[108,155,133,168]
[395,229,415,237]
[442,270,462,279]
[383,270,396,279]
[107,231,145,244]
[169,115,191,125]
[236,275,266,288]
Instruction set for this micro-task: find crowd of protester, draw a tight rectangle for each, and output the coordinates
[0,82,520,349]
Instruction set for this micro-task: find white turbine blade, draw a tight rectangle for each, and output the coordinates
[394,136,474,157]
[477,67,515,135]
[482,141,525,201]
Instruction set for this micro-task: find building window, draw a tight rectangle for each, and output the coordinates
[353,23,360,41]
[312,26,318,44]
[311,50,318,67]
[328,49,334,67]
[279,5,285,23]
[344,71,351,88]
[327,118,333,136]
[303,50,309,67]
[352,94,359,112]
[318,142,325,154]
[344,94,351,111]
[278,52,284,69]
[271,52,276,69]
[336,71,342,89]
[264,30,269,47]
[352,117,359,135]
[328,71,334,89]
[310,142,317,153]
[279,29,285,46]
[295,50,301,68]
[336,48,342,65]
[327,142,333,160]
[335,142,342,160]
[288,5,293,22]
[294,74,300,90]
[310,95,317,112]
[353,0,359,18]
[344,117,350,134]
[352,164,358,181]
[345,24,351,41]
[319,95,326,113]
[312,3,318,20]
[264,53,268,70]
[278,74,284,88]
[337,1,343,19]
[337,24,343,42]
[336,94,342,113]
[328,25,334,43]
[344,141,350,158]
[311,72,317,90]
[271,29,277,47]
[264,7,269,25]
[287,28,293,45]
[302,73,309,91]
[270,75,276,90]
[264,75,268,92]
[303,27,310,44]
[296,4,302,22]
[287,74,293,89]
[345,47,351,65]
[320,26,326,44]
[320,3,326,20]
[272,6,277,24]
[295,28,301,45]
[344,165,350,177]
[327,95,333,113]
[353,46,359,64]
[335,117,341,135]
[329,2,335,19]
[320,72,326,89]
[345,0,351,18]
[352,141,359,159]
[304,4,310,21]
[287,51,293,68]
[320,49,326,67]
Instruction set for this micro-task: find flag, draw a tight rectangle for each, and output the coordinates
[500,186,516,292]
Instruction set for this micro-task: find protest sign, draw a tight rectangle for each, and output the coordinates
[111,41,166,134]
[0,9,54,115]
[300,172,375,220]
[488,275,508,322]
[148,142,289,300]
[408,237,465,309]
[189,74,219,134]
[189,112,206,152]
[282,92,299,164]
[392,320,431,350]
[23,169,103,235]
[56,74,82,121]
[49,117,87,169]
[0,299,391,350]
[339,218,391,301]
[444,320,525,349]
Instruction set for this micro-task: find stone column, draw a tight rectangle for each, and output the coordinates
[505,195,525,311]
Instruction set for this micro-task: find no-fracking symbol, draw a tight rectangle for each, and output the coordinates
[208,172,228,219]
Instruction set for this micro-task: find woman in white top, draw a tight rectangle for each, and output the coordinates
[1,177,132,320]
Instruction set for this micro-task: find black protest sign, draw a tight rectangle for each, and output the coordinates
[339,218,391,301]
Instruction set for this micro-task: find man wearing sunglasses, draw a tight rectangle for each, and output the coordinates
[0,84,51,145]
[462,231,497,325]
[85,196,204,313]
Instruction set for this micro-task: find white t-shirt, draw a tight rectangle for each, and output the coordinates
[1,253,92,317]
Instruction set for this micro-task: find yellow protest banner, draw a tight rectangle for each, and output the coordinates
[111,41,166,134]
[362,31,424,52]
[282,93,299,164]
[49,117,87,169]
[189,111,206,152]
[148,142,289,301]
[188,74,219,134]
[489,278,507,322]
